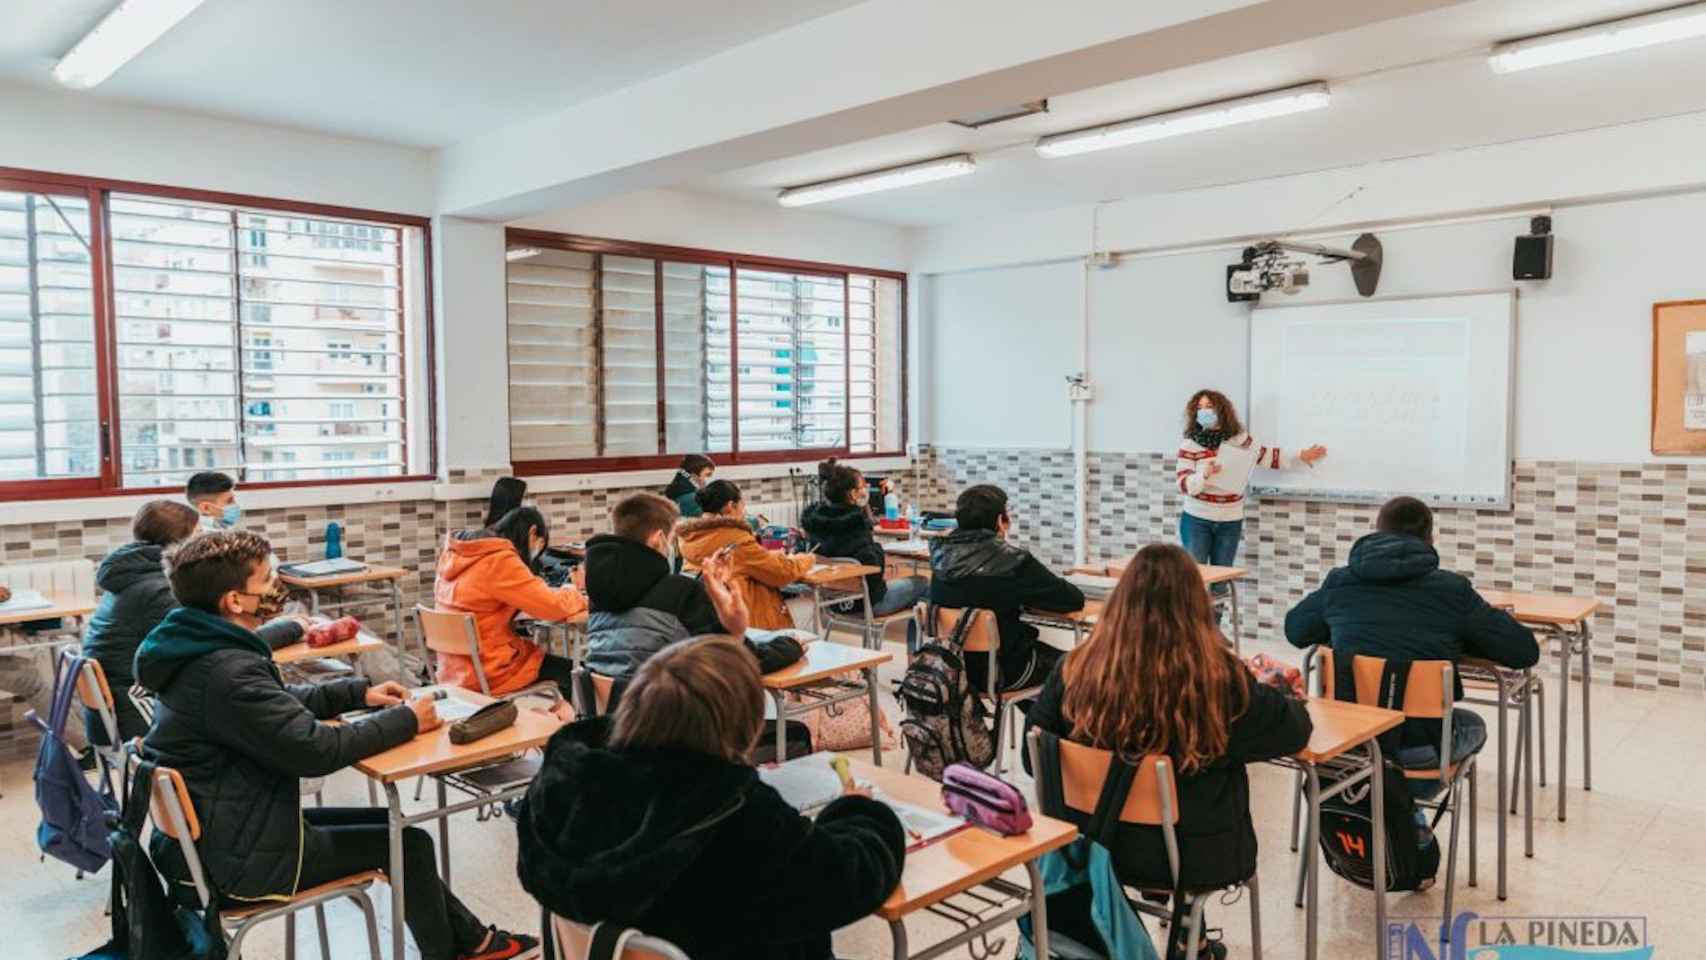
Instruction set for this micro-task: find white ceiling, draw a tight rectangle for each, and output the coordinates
[0,0,862,147]
[688,0,1706,227]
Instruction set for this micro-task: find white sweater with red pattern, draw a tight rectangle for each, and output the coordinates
[1176,432,1305,522]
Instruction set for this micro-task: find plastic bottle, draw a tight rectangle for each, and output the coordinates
[884,486,900,521]
[325,521,343,560]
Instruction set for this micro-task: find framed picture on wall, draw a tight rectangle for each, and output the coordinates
[1651,300,1706,455]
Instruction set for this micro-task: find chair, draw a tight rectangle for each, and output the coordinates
[570,667,617,719]
[1316,650,1479,941]
[1026,729,1262,960]
[74,658,123,797]
[926,606,1041,775]
[549,912,691,960]
[128,684,157,727]
[126,745,382,960]
[815,557,916,650]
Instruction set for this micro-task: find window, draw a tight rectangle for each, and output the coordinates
[0,168,433,499]
[504,233,905,471]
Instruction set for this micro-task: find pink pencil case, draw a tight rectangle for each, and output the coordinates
[941,763,1032,835]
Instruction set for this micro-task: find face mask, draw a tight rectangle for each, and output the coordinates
[220,502,243,528]
[1195,409,1219,430]
[237,579,288,622]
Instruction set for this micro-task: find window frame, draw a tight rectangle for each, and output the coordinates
[504,229,907,476]
[0,165,436,502]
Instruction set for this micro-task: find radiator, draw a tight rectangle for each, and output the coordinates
[0,558,96,606]
[749,499,800,528]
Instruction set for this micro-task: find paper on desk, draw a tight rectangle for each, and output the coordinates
[1208,441,1257,494]
[760,753,863,813]
[875,792,967,848]
[435,698,480,722]
[0,589,54,614]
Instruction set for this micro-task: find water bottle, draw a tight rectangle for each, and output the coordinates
[884,487,900,522]
[325,522,343,560]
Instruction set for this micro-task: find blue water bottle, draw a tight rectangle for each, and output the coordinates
[325,522,343,560]
[884,487,900,522]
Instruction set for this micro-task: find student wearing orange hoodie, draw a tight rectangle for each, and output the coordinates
[676,480,815,631]
[434,507,587,699]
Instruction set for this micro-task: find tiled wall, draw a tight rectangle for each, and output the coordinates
[919,446,1706,693]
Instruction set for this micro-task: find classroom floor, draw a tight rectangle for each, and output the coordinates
[11,630,1701,960]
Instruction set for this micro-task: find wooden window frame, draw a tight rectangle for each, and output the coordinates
[505,229,908,476]
[0,165,436,502]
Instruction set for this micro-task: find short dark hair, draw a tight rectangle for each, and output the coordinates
[1376,496,1434,542]
[955,484,1009,531]
[695,479,742,515]
[679,454,715,476]
[822,465,862,505]
[490,506,549,566]
[164,531,273,613]
[612,492,680,543]
[484,476,528,529]
[132,500,199,546]
[185,471,235,504]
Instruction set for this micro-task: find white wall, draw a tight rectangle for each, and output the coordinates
[433,217,511,471]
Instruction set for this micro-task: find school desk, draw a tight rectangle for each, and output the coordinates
[271,630,386,666]
[0,592,95,628]
[353,685,561,960]
[760,641,891,765]
[881,539,931,579]
[280,564,415,677]
[1080,557,1250,654]
[1458,654,1542,901]
[1270,697,1404,960]
[849,756,1077,960]
[1480,589,1603,823]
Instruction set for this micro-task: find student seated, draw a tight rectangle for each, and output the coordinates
[677,479,815,630]
[929,484,1084,691]
[137,531,534,960]
[802,462,928,621]
[517,635,905,960]
[1284,496,1538,789]
[662,453,715,518]
[83,500,304,744]
[1025,544,1312,960]
[434,506,587,699]
[186,471,241,532]
[483,475,528,528]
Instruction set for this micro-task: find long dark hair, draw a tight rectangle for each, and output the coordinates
[490,506,549,568]
[1183,389,1243,439]
[485,477,528,529]
[1060,543,1248,773]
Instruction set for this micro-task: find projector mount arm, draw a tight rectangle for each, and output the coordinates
[1246,232,1384,297]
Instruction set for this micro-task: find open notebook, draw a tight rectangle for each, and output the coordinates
[760,753,966,849]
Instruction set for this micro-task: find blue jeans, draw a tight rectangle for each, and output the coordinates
[1179,513,1243,597]
[1400,708,1487,800]
[873,576,928,651]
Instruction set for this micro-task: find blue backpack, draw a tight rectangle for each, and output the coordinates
[29,649,120,874]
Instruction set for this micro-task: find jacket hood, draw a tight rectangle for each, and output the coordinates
[1346,532,1440,584]
[134,606,272,691]
[517,717,754,924]
[801,501,872,538]
[438,533,521,583]
[930,527,1027,579]
[96,541,166,594]
[585,534,672,613]
[675,515,754,562]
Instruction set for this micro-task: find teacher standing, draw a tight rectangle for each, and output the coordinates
[1175,389,1326,590]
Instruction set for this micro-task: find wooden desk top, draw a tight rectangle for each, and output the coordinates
[1479,590,1602,626]
[280,565,408,588]
[352,686,563,784]
[846,757,1077,919]
[1295,698,1404,765]
[273,631,386,665]
[0,594,95,626]
[1098,556,1248,586]
[873,526,947,540]
[798,563,882,586]
[1027,599,1099,624]
[882,540,932,559]
[761,641,891,689]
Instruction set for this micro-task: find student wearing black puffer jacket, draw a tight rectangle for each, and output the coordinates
[801,463,928,621]
[519,637,905,960]
[138,531,535,960]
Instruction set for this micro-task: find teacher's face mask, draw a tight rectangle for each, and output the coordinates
[1195,408,1219,430]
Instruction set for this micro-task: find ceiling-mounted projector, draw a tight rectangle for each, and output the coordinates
[1226,232,1383,302]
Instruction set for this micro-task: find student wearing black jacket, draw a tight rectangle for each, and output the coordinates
[519,636,905,960]
[1284,496,1538,784]
[800,463,927,617]
[661,454,715,518]
[1023,544,1311,958]
[928,484,1084,691]
[137,531,534,960]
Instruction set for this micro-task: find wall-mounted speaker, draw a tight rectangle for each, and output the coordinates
[1514,215,1553,281]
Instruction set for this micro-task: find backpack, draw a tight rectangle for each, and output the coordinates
[894,603,995,781]
[1315,655,1441,892]
[29,649,119,874]
[78,757,225,960]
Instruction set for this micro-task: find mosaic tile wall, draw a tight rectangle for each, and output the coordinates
[919,446,1705,693]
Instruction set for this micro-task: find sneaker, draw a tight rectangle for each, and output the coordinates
[461,927,539,960]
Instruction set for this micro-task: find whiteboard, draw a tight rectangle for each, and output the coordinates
[1248,292,1515,509]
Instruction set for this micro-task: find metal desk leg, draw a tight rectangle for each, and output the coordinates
[1523,681,1535,858]
[1580,623,1592,792]
[866,667,882,766]
[1025,858,1050,960]
[307,587,322,617]
[387,579,407,679]
[1492,672,1508,901]
[436,777,451,885]
[1556,628,1570,822]
[383,782,406,960]
[1369,738,1387,960]
[1304,765,1321,960]
[1228,580,1243,657]
[889,919,909,959]
[772,690,787,762]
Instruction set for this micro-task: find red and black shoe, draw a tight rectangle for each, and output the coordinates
[461,927,539,960]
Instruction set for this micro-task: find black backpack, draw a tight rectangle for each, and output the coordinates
[1315,656,1441,893]
[894,604,995,781]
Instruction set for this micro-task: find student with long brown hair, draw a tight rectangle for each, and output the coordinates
[1024,543,1311,958]
[518,636,905,960]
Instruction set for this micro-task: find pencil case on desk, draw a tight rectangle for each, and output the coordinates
[448,700,517,744]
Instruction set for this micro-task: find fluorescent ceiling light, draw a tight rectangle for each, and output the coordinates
[1489,3,1706,73]
[505,246,542,262]
[778,154,976,207]
[54,0,209,89]
[1034,82,1332,159]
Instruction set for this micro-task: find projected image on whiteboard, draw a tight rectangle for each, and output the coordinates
[1249,293,1514,507]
